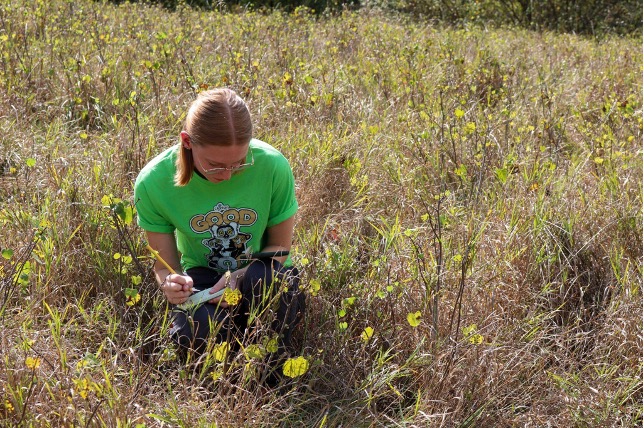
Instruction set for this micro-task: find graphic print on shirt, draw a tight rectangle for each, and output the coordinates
[189,203,258,271]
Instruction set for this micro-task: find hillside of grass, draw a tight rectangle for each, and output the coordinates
[0,0,641,426]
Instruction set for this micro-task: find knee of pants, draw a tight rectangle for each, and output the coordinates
[240,259,274,300]
[241,259,301,292]
[276,279,305,327]
[170,304,224,345]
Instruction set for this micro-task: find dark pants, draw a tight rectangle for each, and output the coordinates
[169,258,305,363]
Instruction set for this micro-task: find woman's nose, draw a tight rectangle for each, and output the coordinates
[217,169,233,180]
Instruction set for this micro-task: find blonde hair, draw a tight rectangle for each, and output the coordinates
[175,88,253,186]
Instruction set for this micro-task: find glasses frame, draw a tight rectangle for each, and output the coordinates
[195,148,254,176]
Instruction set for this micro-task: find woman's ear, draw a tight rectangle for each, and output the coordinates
[180,131,191,149]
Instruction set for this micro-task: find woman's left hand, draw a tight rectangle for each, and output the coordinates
[206,268,246,307]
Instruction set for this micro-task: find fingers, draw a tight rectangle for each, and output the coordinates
[207,297,228,308]
[207,278,227,307]
[162,273,194,291]
[161,274,194,304]
[205,273,242,307]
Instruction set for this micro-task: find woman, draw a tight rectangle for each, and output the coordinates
[134,88,304,376]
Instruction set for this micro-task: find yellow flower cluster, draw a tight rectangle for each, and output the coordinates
[223,288,242,306]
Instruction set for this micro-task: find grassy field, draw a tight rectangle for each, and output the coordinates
[0,0,642,426]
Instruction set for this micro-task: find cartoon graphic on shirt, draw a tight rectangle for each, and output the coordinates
[190,203,257,271]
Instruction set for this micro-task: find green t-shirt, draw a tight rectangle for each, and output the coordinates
[134,139,298,273]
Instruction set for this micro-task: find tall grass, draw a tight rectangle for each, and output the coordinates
[0,1,641,426]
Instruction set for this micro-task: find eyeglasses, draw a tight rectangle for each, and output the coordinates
[196,149,254,175]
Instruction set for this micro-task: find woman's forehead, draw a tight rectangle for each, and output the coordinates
[198,143,249,164]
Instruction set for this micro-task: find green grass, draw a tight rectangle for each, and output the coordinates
[0,1,642,426]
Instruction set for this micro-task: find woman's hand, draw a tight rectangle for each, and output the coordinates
[161,273,194,305]
[207,268,246,307]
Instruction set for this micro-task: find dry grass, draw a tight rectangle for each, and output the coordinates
[0,1,641,426]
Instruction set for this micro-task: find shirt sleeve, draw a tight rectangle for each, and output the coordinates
[134,176,176,234]
[267,153,298,227]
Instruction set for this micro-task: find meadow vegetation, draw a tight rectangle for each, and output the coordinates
[142,0,643,37]
[0,0,642,426]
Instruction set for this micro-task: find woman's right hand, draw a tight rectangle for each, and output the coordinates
[161,273,194,305]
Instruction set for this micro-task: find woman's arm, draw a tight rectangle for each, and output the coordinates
[260,215,295,265]
[147,231,181,281]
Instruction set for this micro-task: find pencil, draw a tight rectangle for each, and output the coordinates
[146,244,177,275]
[146,245,196,292]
